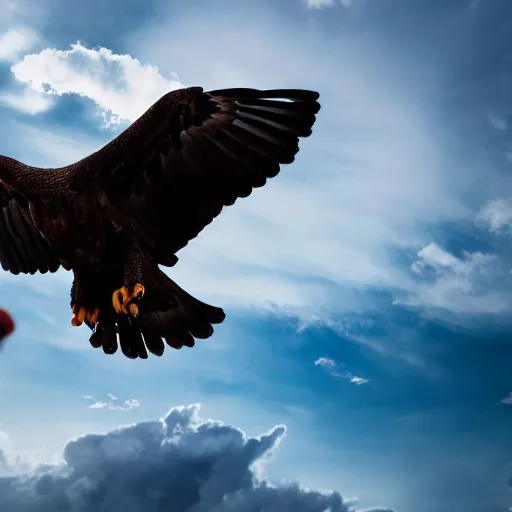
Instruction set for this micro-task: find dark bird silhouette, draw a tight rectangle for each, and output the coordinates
[0,86,320,359]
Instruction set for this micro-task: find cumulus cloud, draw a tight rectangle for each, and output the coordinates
[9,42,184,126]
[476,199,512,233]
[0,404,390,512]
[0,430,32,476]
[81,394,140,411]
[314,357,369,385]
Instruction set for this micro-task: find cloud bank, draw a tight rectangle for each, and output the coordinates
[0,404,391,512]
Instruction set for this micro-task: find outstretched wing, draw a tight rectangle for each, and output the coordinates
[68,87,320,266]
[0,180,62,275]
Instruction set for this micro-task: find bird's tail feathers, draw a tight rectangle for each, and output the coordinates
[89,267,225,359]
[140,268,225,350]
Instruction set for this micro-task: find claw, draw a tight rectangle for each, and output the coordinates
[112,284,145,315]
[71,307,86,327]
[71,305,101,327]
[86,308,100,325]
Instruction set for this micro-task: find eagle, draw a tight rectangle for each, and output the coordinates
[0,86,320,359]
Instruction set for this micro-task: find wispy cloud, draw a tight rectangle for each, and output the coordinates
[476,199,512,233]
[81,394,140,411]
[306,0,352,8]
[0,27,38,63]
[314,357,369,385]
[500,392,512,405]
[404,243,507,315]
[306,0,335,8]
[488,112,508,131]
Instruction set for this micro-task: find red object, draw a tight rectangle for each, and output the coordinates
[0,309,14,342]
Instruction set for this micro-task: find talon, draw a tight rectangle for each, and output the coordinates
[71,307,100,327]
[71,307,87,327]
[132,283,145,299]
[86,308,100,325]
[112,284,145,316]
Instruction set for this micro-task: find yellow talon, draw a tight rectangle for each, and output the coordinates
[71,307,100,327]
[71,307,87,327]
[86,308,100,325]
[112,284,145,315]
[128,303,139,316]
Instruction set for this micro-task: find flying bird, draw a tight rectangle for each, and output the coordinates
[0,86,320,359]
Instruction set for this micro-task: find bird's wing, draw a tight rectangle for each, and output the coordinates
[0,179,62,274]
[68,87,320,266]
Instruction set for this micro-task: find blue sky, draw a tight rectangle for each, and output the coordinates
[0,0,511,510]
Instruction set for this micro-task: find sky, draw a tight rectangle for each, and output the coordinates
[0,0,511,510]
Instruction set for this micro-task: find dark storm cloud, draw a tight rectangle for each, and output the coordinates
[0,404,392,512]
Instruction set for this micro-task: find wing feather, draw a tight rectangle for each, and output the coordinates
[0,181,62,275]
[68,87,320,265]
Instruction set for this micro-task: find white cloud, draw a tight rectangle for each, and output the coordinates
[0,85,53,114]
[307,0,335,8]
[314,357,337,370]
[0,27,37,62]
[500,392,512,405]
[405,243,507,315]
[0,429,33,476]
[349,376,368,386]
[306,0,352,8]
[10,42,184,126]
[0,404,390,512]
[412,243,495,277]
[89,400,108,409]
[82,394,140,411]
[0,27,52,115]
[476,199,512,233]
[314,357,369,385]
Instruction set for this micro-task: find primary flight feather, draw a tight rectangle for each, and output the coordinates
[0,86,320,359]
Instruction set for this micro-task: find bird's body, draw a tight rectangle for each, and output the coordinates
[0,86,320,359]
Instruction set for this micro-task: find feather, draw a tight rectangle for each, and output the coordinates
[100,324,118,355]
[142,331,165,356]
[66,86,319,267]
